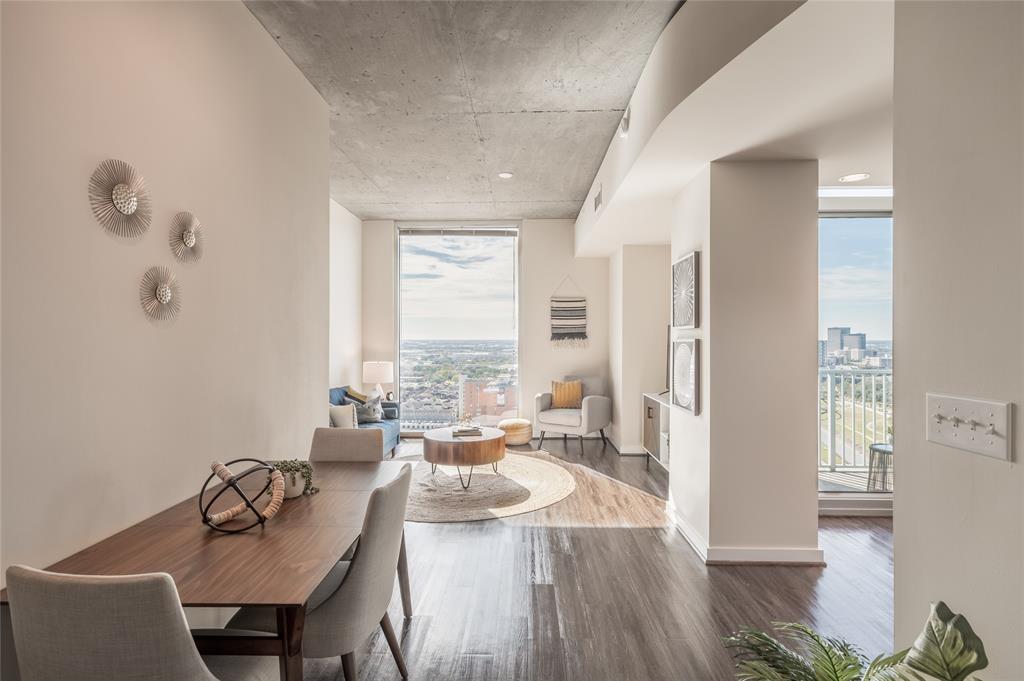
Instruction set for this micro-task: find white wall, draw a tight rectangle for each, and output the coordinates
[608,245,670,452]
[669,168,712,552]
[670,161,820,563]
[892,2,1023,676]
[329,199,362,388]
[361,220,397,389]
[1,0,327,579]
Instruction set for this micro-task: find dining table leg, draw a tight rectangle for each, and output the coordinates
[398,531,413,618]
[276,605,306,681]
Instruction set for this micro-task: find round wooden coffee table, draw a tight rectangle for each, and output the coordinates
[423,426,506,489]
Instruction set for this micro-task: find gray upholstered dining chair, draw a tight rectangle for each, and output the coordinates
[310,426,384,462]
[227,464,413,681]
[4,565,276,681]
[309,427,414,619]
[535,375,612,450]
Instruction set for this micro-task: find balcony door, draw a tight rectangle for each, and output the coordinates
[817,214,894,493]
[397,225,519,432]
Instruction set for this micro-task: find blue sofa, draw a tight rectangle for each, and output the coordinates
[329,386,401,456]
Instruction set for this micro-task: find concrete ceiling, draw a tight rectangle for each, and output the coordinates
[245,1,680,220]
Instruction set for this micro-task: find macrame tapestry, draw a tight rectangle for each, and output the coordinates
[550,295,588,347]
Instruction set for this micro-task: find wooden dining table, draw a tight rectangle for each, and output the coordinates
[0,460,410,681]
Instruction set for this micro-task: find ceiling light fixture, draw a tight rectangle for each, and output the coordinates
[838,172,871,183]
[497,172,513,179]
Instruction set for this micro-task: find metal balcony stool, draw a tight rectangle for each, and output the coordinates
[867,443,893,492]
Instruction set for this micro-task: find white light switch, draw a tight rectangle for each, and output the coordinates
[926,393,1012,461]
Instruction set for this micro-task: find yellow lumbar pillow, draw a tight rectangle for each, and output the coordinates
[551,380,583,409]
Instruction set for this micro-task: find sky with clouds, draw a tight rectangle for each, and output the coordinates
[819,216,893,341]
[399,220,891,343]
[400,235,517,340]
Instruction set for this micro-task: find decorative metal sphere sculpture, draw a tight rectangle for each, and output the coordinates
[88,159,152,238]
[199,458,285,534]
[169,211,204,263]
[139,266,182,321]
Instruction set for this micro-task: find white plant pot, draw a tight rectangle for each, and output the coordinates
[283,473,305,499]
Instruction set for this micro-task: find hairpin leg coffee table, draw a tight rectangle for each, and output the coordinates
[423,426,506,489]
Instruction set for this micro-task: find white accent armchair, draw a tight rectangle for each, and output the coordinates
[535,375,612,451]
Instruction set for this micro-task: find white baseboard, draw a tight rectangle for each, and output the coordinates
[818,493,893,517]
[616,445,646,455]
[668,500,825,565]
[667,501,709,562]
[705,546,825,566]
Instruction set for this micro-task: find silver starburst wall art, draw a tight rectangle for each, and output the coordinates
[88,159,152,238]
[169,211,204,263]
[139,266,182,321]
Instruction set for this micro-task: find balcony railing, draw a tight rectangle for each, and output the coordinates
[818,368,893,472]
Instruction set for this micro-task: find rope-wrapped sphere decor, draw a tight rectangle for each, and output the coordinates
[169,211,204,263]
[199,458,285,534]
[88,159,152,238]
[139,266,182,321]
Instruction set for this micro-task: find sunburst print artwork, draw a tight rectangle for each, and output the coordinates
[672,251,699,329]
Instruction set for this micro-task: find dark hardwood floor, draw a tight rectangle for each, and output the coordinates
[343,437,893,680]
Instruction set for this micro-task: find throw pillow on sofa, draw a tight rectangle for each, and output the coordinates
[356,395,384,423]
[329,403,358,429]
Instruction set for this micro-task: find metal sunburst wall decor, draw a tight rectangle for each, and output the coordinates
[169,211,205,263]
[139,266,182,321]
[88,159,152,238]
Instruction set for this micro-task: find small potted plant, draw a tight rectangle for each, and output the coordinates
[273,460,320,499]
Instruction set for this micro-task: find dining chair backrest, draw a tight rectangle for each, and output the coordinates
[5,565,217,681]
[309,427,381,462]
[301,464,412,658]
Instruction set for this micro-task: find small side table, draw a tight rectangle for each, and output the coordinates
[867,443,893,492]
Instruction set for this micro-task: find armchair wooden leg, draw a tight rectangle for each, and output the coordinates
[380,614,409,678]
[599,428,607,446]
[563,433,567,445]
[578,435,585,452]
[398,532,412,618]
[341,652,357,681]
[537,431,545,449]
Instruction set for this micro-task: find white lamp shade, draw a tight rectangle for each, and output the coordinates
[362,361,394,385]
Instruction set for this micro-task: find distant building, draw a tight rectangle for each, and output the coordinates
[848,348,868,361]
[867,355,893,369]
[818,340,827,366]
[842,332,866,350]
[827,327,850,353]
[459,376,518,425]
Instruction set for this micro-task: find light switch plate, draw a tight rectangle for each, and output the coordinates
[926,393,1012,461]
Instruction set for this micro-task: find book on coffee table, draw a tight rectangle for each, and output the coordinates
[452,426,482,437]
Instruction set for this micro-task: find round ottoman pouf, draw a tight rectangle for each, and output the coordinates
[498,418,533,446]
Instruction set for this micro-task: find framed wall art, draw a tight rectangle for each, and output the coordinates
[672,250,699,329]
[672,339,700,414]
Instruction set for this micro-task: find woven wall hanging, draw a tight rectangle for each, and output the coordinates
[550,276,588,348]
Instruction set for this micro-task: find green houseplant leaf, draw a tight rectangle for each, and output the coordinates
[903,602,987,681]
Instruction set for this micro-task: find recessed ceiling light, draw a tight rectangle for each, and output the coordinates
[838,173,871,183]
[497,171,513,179]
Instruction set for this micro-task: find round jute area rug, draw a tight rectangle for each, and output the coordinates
[397,450,576,523]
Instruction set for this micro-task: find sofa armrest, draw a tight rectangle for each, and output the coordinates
[381,401,400,420]
[581,395,612,434]
[535,392,553,417]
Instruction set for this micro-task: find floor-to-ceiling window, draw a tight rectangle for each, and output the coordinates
[397,225,519,431]
[817,214,894,493]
